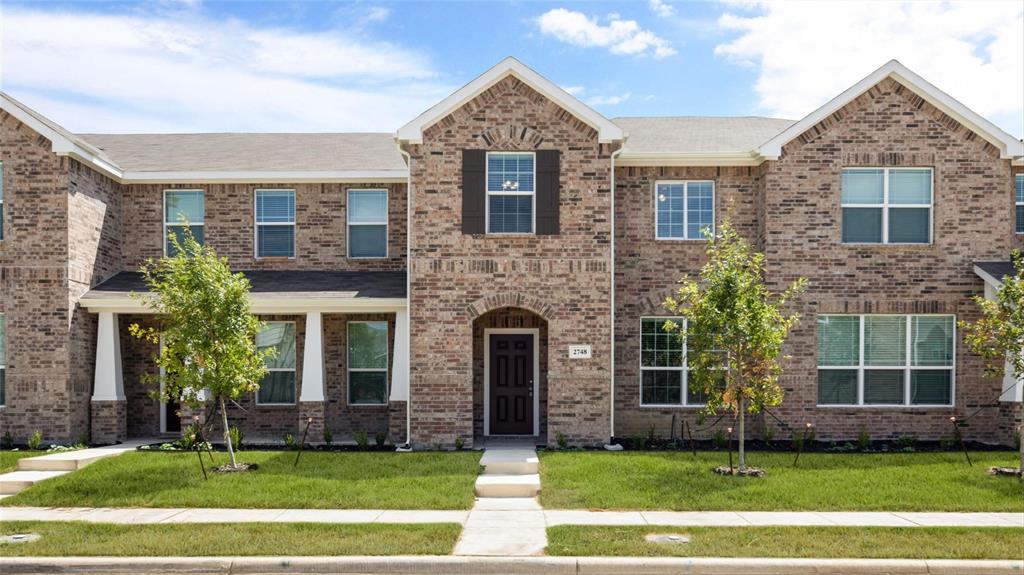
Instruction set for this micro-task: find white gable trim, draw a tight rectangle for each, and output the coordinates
[1,92,124,180]
[758,60,1024,161]
[396,56,625,144]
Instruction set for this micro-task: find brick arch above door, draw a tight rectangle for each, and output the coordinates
[466,292,555,322]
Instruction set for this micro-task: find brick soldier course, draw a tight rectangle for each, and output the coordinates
[0,58,1021,448]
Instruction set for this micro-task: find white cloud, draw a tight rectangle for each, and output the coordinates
[587,92,632,106]
[0,6,452,132]
[649,0,675,18]
[715,1,1024,136]
[562,86,585,96]
[537,8,677,59]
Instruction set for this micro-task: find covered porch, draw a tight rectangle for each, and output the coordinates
[79,271,410,445]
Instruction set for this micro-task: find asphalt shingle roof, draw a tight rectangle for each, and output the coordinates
[612,116,796,155]
[88,270,407,298]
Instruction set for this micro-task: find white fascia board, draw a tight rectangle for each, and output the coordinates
[973,265,1005,290]
[121,169,409,184]
[758,60,1024,160]
[616,151,765,167]
[80,293,407,314]
[397,56,624,144]
[1012,158,1023,166]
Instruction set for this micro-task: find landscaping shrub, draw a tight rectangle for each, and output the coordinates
[323,427,333,446]
[894,434,917,452]
[354,432,369,450]
[712,429,727,450]
[375,431,388,448]
[857,426,870,451]
[556,431,568,450]
[2,431,14,450]
[228,426,244,451]
[454,437,464,451]
[283,433,298,451]
[28,431,42,451]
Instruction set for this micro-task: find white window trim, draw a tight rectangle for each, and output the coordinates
[654,180,716,241]
[840,167,933,245]
[255,320,298,406]
[347,320,389,407]
[817,314,956,408]
[346,189,389,259]
[0,313,6,408]
[162,189,205,257]
[1015,174,1023,235]
[638,316,706,408]
[254,189,296,259]
[485,151,536,236]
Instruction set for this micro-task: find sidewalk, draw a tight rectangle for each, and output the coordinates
[3,505,1021,527]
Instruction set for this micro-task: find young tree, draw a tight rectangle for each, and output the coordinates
[129,226,271,468]
[959,251,1024,473]
[663,221,807,471]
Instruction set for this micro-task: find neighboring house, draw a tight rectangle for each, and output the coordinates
[0,58,1021,448]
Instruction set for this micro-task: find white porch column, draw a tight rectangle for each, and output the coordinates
[92,312,124,401]
[389,309,410,402]
[299,311,326,402]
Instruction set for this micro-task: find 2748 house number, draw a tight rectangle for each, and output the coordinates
[568,345,592,359]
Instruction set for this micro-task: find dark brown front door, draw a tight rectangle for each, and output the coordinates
[489,333,534,435]
[163,400,181,433]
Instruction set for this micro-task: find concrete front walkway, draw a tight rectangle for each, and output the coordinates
[2,506,1022,528]
[0,440,150,496]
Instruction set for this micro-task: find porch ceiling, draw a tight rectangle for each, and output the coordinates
[80,270,407,313]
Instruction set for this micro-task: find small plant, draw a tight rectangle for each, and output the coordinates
[1,431,14,450]
[179,423,202,449]
[647,425,658,445]
[454,437,464,451]
[630,434,646,450]
[77,430,91,447]
[28,430,43,451]
[46,443,86,453]
[824,442,857,453]
[323,427,333,446]
[762,425,775,443]
[894,434,916,452]
[857,425,870,452]
[354,431,369,450]
[375,431,388,448]
[283,433,297,450]
[228,426,244,451]
[555,431,568,450]
[712,429,727,450]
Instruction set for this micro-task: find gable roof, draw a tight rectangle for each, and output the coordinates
[614,116,794,166]
[758,60,1024,161]
[396,56,625,144]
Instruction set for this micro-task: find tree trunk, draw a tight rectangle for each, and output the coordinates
[737,395,746,471]
[220,396,237,468]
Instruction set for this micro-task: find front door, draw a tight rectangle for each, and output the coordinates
[163,399,181,433]
[489,333,534,435]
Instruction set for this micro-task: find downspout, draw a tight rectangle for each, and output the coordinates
[396,140,413,449]
[608,141,625,447]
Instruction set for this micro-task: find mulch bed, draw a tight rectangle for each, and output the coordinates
[987,466,1023,478]
[212,462,258,474]
[713,465,765,477]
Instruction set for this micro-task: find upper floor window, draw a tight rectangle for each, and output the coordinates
[639,317,706,407]
[256,321,296,405]
[0,314,6,407]
[655,181,714,240]
[347,189,388,258]
[486,152,534,234]
[255,189,295,258]
[841,168,932,244]
[164,190,204,256]
[1015,174,1023,234]
[348,321,388,405]
[817,314,954,407]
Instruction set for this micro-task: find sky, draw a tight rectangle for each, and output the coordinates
[1,0,1021,137]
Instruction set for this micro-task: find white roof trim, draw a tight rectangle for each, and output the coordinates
[758,60,1024,161]
[1,92,124,180]
[397,56,625,144]
[120,170,409,184]
[974,265,1006,289]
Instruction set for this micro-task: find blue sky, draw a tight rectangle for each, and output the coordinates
[2,0,1021,136]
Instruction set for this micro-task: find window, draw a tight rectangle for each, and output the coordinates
[255,189,295,258]
[256,322,296,405]
[655,181,714,240]
[639,317,706,406]
[348,321,388,405]
[841,168,932,244]
[164,190,204,256]
[817,315,954,406]
[0,314,5,407]
[1015,174,1023,234]
[347,189,388,258]
[486,152,534,234]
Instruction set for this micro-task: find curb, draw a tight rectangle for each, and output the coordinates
[1,556,1022,575]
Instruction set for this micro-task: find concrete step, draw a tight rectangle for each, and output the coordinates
[479,448,539,476]
[474,474,541,498]
[0,470,69,495]
[482,460,538,475]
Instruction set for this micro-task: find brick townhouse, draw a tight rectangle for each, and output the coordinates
[1,58,1021,448]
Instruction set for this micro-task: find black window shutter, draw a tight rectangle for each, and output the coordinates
[462,149,486,234]
[535,150,560,235]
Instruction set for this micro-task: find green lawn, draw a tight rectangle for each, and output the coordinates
[2,450,482,510]
[0,521,460,556]
[547,525,1024,559]
[539,451,1024,511]
[0,451,38,473]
